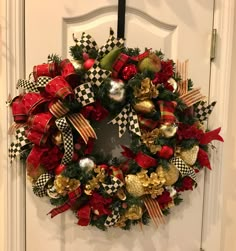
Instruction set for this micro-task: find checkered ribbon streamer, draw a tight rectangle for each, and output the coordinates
[48,187,81,218]
[32,173,53,197]
[9,127,31,163]
[84,63,111,86]
[104,207,120,227]
[98,28,125,59]
[55,117,74,165]
[74,82,95,106]
[17,79,39,92]
[170,156,196,182]
[78,32,99,52]
[109,104,141,138]
[195,101,216,122]
[102,176,124,195]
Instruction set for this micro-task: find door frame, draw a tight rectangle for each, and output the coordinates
[0,0,234,250]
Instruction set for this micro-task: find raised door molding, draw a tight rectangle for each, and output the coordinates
[0,0,234,251]
[0,0,26,251]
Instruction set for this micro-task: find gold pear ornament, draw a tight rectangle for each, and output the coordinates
[180,145,199,166]
[156,163,179,186]
[133,100,156,114]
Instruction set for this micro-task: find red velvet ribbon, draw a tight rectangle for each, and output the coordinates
[131,49,150,61]
[48,187,81,218]
[197,148,211,170]
[200,127,224,145]
[135,151,158,168]
[77,205,91,226]
[121,145,158,168]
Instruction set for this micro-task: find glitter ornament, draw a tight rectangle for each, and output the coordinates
[122,64,138,81]
[71,60,83,71]
[125,174,145,197]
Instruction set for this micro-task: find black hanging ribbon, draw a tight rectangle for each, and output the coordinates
[117,0,126,39]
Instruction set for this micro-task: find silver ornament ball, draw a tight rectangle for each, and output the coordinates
[79,158,96,171]
[108,79,125,102]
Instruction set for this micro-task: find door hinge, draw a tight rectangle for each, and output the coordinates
[210,28,217,61]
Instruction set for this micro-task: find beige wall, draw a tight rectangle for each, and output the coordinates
[220,6,236,251]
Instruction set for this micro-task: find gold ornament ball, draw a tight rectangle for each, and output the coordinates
[133,100,156,114]
[156,164,179,186]
[125,174,145,197]
[52,131,63,146]
[71,60,83,71]
[159,124,178,138]
[125,205,143,220]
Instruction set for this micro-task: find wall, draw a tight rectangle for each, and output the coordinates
[220,5,236,251]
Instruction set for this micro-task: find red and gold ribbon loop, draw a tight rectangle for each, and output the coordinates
[67,113,97,144]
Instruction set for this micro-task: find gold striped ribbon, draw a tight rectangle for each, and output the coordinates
[67,113,97,144]
[143,195,165,227]
[49,99,70,118]
[179,88,206,107]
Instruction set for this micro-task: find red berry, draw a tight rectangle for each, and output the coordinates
[82,52,89,61]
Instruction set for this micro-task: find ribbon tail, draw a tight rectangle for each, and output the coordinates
[77,205,91,226]
[67,113,97,144]
[108,104,129,137]
[135,151,158,169]
[128,108,141,136]
[200,127,224,145]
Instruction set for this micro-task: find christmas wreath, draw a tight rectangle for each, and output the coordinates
[9,29,223,230]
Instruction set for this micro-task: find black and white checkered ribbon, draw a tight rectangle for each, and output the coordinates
[36,76,52,89]
[195,101,216,122]
[104,207,121,227]
[55,117,74,165]
[102,176,124,195]
[109,104,141,138]
[170,156,196,182]
[74,82,95,106]
[32,173,53,197]
[17,79,39,92]
[9,127,31,163]
[98,28,125,59]
[78,32,99,52]
[84,63,111,87]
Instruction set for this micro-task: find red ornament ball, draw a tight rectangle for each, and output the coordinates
[83,58,95,70]
[54,164,66,175]
[122,64,138,80]
[158,145,174,159]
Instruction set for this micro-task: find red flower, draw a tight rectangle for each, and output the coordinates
[153,60,174,84]
[177,123,204,141]
[89,192,112,216]
[156,191,172,209]
[80,101,108,121]
[40,145,63,170]
[176,177,194,192]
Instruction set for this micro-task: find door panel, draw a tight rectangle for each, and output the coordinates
[25,1,214,250]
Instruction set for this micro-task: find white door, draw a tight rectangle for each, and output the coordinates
[25,1,214,251]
